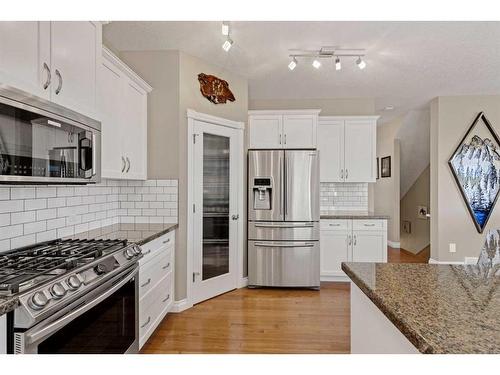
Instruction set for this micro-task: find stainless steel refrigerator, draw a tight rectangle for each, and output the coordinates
[247,149,320,289]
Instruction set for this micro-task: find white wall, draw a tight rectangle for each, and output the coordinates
[430,95,500,262]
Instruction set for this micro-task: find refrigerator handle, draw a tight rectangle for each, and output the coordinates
[283,153,287,219]
[280,153,284,217]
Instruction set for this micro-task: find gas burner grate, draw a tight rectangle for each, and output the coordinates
[0,238,127,295]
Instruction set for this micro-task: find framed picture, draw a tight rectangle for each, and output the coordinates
[448,112,500,233]
[381,156,391,178]
[376,157,380,179]
[417,206,429,220]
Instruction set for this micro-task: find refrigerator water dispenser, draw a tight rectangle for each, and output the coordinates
[252,178,272,210]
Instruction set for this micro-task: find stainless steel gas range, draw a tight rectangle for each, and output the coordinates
[0,238,142,354]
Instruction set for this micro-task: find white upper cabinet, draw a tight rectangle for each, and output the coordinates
[50,22,101,119]
[0,22,51,99]
[0,21,101,119]
[98,47,151,180]
[248,110,320,149]
[318,116,378,183]
[317,119,344,182]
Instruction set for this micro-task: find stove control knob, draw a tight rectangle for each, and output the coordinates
[50,282,67,299]
[94,263,107,275]
[29,292,49,310]
[132,245,142,255]
[67,275,82,290]
[123,247,135,260]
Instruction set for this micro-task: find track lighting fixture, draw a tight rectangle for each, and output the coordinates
[222,22,229,36]
[356,56,366,70]
[222,38,233,52]
[335,56,341,71]
[287,47,367,71]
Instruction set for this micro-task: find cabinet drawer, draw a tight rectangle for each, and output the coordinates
[139,248,173,300]
[140,231,175,264]
[352,219,387,231]
[320,220,351,231]
[139,272,173,345]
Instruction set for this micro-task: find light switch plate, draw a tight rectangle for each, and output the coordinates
[449,243,456,253]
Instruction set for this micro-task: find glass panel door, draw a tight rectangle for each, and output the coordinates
[202,133,230,280]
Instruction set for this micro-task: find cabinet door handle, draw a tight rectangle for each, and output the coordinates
[55,69,62,95]
[284,134,287,144]
[142,249,151,256]
[162,294,170,303]
[140,278,151,288]
[354,235,357,246]
[162,262,170,270]
[121,156,126,172]
[345,169,348,180]
[141,316,151,328]
[42,63,51,90]
[162,238,170,244]
[279,134,282,145]
[348,235,352,246]
[126,157,131,172]
[340,169,343,179]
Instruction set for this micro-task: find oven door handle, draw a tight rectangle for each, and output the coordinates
[25,266,137,345]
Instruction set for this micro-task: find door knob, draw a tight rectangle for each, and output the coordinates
[231,214,239,220]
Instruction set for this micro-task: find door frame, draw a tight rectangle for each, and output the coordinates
[186,109,245,307]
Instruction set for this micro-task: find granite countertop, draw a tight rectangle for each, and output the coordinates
[67,222,178,246]
[1,223,178,316]
[342,262,500,354]
[320,211,389,219]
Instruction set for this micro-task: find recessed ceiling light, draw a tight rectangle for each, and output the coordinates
[222,22,229,36]
[288,57,297,71]
[222,38,233,52]
[335,56,341,71]
[312,59,321,69]
[356,56,366,70]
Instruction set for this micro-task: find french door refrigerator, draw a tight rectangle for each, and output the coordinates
[247,149,320,288]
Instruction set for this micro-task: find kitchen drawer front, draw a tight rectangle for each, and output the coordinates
[140,231,175,264]
[139,248,173,300]
[352,219,387,231]
[320,219,351,231]
[248,221,319,241]
[139,272,173,346]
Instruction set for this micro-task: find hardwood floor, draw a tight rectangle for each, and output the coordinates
[388,245,430,263]
[141,246,428,354]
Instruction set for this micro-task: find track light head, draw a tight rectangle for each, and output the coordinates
[356,56,366,70]
[222,22,229,36]
[222,38,233,52]
[335,56,341,71]
[288,57,297,71]
[312,59,321,69]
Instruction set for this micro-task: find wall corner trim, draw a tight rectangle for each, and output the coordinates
[387,241,400,249]
[187,109,245,130]
[170,298,193,313]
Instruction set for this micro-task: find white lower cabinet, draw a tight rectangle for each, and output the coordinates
[138,230,175,349]
[0,314,6,354]
[320,219,387,281]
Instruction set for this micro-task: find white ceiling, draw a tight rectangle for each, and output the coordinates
[103,21,500,123]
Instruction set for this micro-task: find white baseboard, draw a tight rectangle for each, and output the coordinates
[388,241,400,248]
[428,258,465,265]
[170,298,193,313]
[239,277,248,288]
[320,275,350,282]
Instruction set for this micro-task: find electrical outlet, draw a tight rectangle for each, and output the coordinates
[449,243,456,253]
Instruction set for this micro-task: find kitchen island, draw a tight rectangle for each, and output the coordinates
[342,262,499,353]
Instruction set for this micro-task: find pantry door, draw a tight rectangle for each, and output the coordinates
[191,119,241,305]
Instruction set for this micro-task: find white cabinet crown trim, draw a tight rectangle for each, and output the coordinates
[102,46,152,93]
[249,109,321,116]
[319,115,380,122]
[187,109,245,130]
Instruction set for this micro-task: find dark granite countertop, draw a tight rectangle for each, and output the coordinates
[342,262,500,354]
[68,222,178,246]
[321,211,389,219]
[0,295,19,316]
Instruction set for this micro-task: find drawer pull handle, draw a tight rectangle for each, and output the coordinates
[162,262,170,270]
[141,316,151,328]
[142,250,151,256]
[162,294,170,303]
[363,224,376,227]
[141,278,151,288]
[329,223,341,227]
[162,238,171,244]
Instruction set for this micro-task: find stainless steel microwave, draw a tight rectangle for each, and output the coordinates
[0,85,100,184]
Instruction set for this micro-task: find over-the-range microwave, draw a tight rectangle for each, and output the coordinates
[0,85,101,184]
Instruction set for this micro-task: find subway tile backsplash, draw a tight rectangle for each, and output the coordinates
[0,179,178,252]
[320,182,368,212]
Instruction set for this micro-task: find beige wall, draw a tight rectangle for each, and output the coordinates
[249,98,375,116]
[119,50,180,179]
[430,95,500,262]
[400,165,430,253]
[374,117,403,244]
